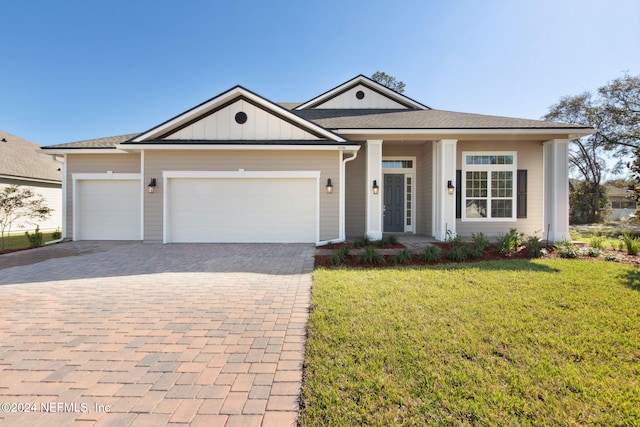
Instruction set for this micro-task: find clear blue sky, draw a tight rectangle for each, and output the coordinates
[2,0,639,147]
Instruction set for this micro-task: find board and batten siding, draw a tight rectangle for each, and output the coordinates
[167,99,320,141]
[311,85,410,109]
[65,154,141,239]
[143,150,340,242]
[455,141,544,237]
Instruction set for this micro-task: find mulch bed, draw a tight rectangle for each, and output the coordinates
[315,242,640,268]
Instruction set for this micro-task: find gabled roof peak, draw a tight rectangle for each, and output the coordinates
[131,85,346,143]
[295,75,430,111]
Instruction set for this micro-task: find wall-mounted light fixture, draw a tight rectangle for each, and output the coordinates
[326,178,333,194]
[148,178,157,193]
[447,180,455,195]
[372,180,379,195]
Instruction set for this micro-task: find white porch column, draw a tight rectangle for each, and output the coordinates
[433,139,457,241]
[543,139,570,242]
[366,139,383,240]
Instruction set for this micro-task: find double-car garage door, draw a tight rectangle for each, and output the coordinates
[167,177,317,243]
[74,174,318,243]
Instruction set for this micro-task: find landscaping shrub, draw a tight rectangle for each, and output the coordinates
[361,247,385,264]
[376,235,399,247]
[496,228,523,256]
[590,234,606,250]
[330,246,349,266]
[446,234,480,260]
[621,233,640,255]
[604,253,621,262]
[24,225,43,247]
[557,240,579,258]
[352,236,371,248]
[445,245,469,262]
[587,247,602,257]
[471,232,489,254]
[422,245,441,262]
[392,248,412,265]
[525,234,544,258]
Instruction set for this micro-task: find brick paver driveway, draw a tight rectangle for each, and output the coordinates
[0,241,314,427]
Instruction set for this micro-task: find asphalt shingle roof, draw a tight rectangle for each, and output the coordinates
[43,133,141,149]
[293,109,591,130]
[0,130,62,182]
[42,108,591,150]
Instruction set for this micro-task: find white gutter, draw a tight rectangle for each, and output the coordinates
[334,128,595,138]
[115,143,358,151]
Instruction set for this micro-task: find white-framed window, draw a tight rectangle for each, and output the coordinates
[462,152,517,221]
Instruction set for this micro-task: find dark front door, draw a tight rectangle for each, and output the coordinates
[384,174,404,232]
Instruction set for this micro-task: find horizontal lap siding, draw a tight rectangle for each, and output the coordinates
[455,141,543,237]
[345,144,366,237]
[421,143,433,236]
[144,150,339,242]
[66,154,141,239]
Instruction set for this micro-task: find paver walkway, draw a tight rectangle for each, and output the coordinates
[0,242,314,426]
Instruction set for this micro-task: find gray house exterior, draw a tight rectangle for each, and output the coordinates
[43,75,593,244]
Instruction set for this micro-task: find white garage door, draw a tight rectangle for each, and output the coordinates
[75,180,141,240]
[167,178,317,243]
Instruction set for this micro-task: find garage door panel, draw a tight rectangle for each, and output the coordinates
[76,180,141,240]
[168,178,317,243]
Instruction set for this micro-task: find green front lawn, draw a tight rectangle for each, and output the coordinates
[0,231,59,252]
[300,260,640,426]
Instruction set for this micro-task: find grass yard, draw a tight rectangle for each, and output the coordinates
[300,260,640,426]
[0,230,59,252]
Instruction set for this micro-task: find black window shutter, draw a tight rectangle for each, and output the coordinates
[456,170,462,219]
[517,170,527,218]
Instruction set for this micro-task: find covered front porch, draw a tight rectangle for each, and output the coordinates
[343,138,571,242]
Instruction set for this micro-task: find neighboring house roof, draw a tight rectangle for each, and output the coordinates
[0,130,61,183]
[44,133,141,149]
[606,185,635,197]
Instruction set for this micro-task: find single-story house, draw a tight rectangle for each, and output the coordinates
[607,185,637,220]
[42,75,594,244]
[1,130,62,233]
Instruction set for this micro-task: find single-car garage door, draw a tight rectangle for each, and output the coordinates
[75,180,141,240]
[167,177,317,243]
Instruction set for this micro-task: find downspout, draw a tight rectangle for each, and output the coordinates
[316,148,359,246]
